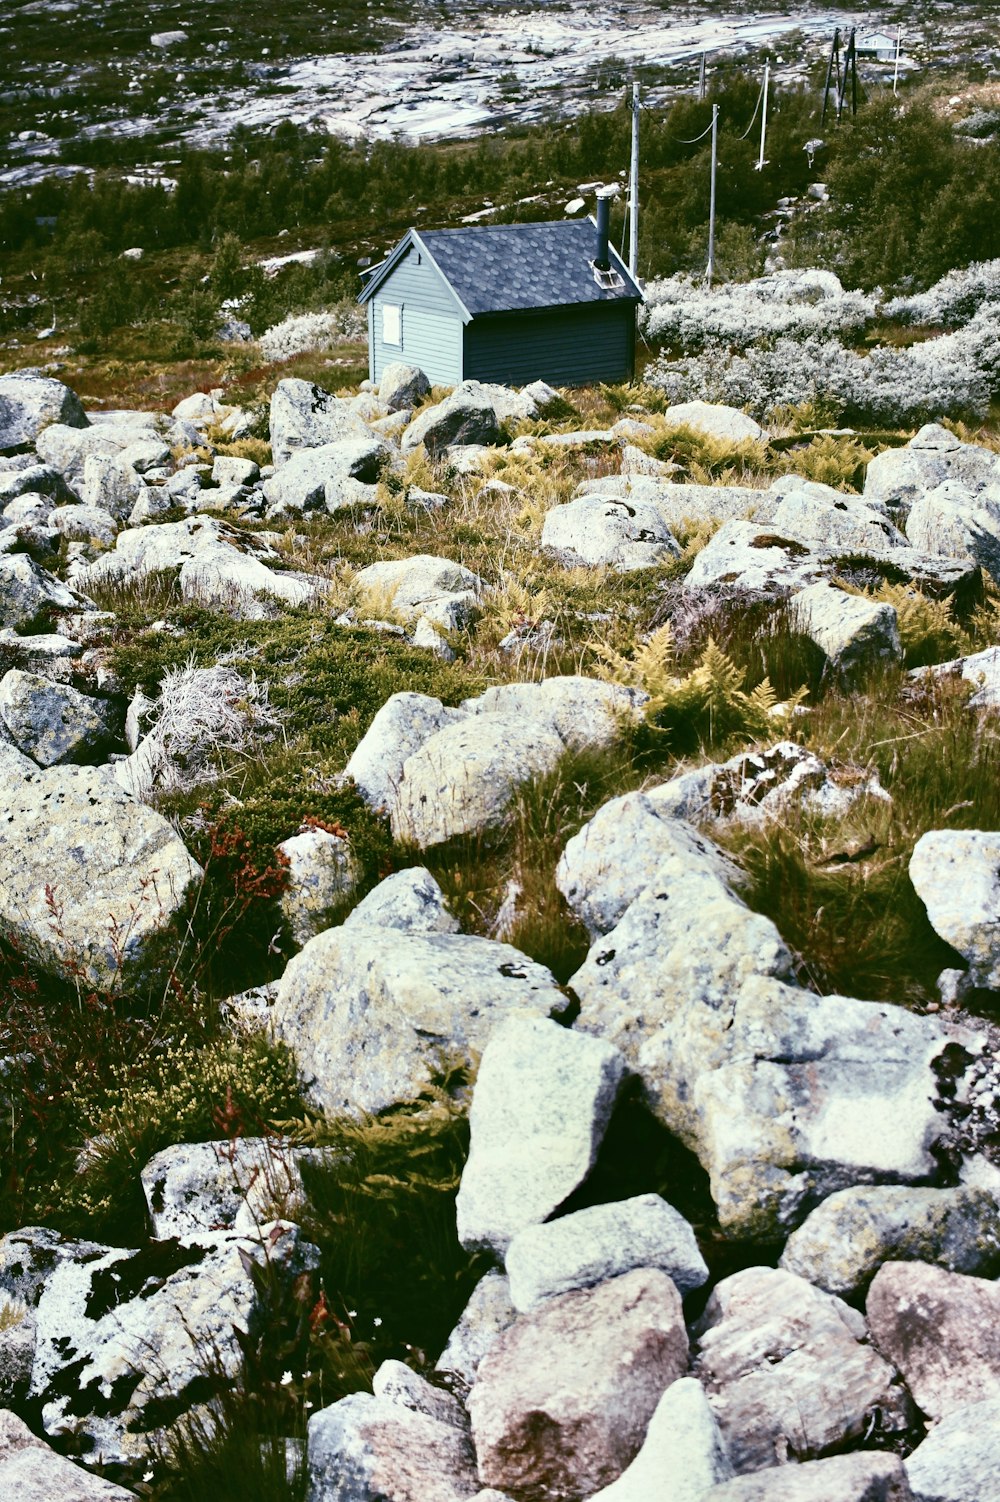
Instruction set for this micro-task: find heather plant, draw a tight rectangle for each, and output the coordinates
[643,268,878,349]
[258,303,367,362]
[885,259,1000,326]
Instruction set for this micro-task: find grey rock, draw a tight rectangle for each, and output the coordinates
[916,644,1000,708]
[271,927,564,1118]
[865,424,1000,512]
[770,484,906,551]
[36,424,158,484]
[684,520,827,596]
[0,765,201,988]
[354,553,482,629]
[0,1227,111,1309]
[910,830,1000,988]
[0,669,116,766]
[576,475,773,530]
[781,1185,1000,1299]
[262,438,389,513]
[694,1266,899,1474]
[140,1138,314,1239]
[0,553,81,630]
[278,826,358,946]
[401,386,502,455]
[49,504,118,545]
[906,480,1000,583]
[586,1378,733,1502]
[703,1453,913,1502]
[463,676,645,751]
[372,1360,468,1431]
[905,1396,1000,1502]
[0,1409,136,1500]
[436,1273,518,1388]
[468,1269,689,1500]
[269,378,372,468]
[0,374,88,452]
[80,454,144,519]
[30,1223,317,1464]
[791,581,902,672]
[119,436,171,473]
[0,463,75,506]
[0,1304,34,1404]
[306,1391,478,1502]
[2,491,54,527]
[212,455,259,487]
[344,692,466,813]
[505,1192,708,1310]
[867,1260,1000,1420]
[541,493,680,571]
[344,867,459,936]
[455,1014,626,1257]
[663,400,763,442]
[378,361,431,413]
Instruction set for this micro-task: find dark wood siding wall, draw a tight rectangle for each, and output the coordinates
[369,246,464,386]
[463,304,636,386]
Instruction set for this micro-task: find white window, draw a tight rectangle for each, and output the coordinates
[382,302,401,346]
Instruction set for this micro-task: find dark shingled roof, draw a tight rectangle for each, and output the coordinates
[361,220,641,317]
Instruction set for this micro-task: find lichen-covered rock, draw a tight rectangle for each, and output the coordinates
[49,503,118,545]
[0,766,202,988]
[271,927,564,1118]
[307,1391,479,1502]
[345,692,466,814]
[269,378,372,468]
[277,826,358,946]
[468,1269,689,1500]
[780,1184,1000,1298]
[792,581,902,673]
[401,386,502,455]
[0,552,81,631]
[437,1273,518,1388]
[372,1360,469,1431]
[662,401,763,443]
[694,1267,901,1474]
[867,1261,1000,1420]
[36,423,158,484]
[140,1138,315,1239]
[455,1015,626,1257]
[30,1223,318,1464]
[378,361,431,413]
[0,373,88,452]
[541,494,680,571]
[916,642,1000,708]
[80,454,145,520]
[702,1453,912,1502]
[906,480,1000,584]
[261,437,389,512]
[0,1304,34,1405]
[344,867,459,935]
[905,1396,1000,1502]
[505,1193,708,1311]
[769,481,905,552]
[649,742,890,828]
[910,829,1000,988]
[865,423,1000,512]
[0,669,116,767]
[0,1409,136,1501]
[586,1378,733,1502]
[463,677,646,752]
[354,553,483,630]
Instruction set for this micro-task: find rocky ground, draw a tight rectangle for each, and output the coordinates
[2,363,1000,1500]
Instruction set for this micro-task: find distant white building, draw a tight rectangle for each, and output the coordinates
[857,31,898,62]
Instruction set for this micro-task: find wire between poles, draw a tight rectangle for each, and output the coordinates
[736,79,766,140]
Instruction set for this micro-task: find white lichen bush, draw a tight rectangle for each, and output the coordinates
[117,656,283,800]
[885,260,1000,326]
[258,302,366,361]
[642,268,878,348]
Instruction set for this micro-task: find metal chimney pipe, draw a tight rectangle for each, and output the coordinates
[594,192,611,271]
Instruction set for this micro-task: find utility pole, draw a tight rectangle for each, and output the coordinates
[628,80,640,282]
[821,29,840,128]
[698,51,706,101]
[756,58,770,171]
[706,103,719,286]
[838,28,857,121]
[893,26,902,95]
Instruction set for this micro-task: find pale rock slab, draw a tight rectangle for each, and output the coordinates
[556,791,743,938]
[261,437,389,513]
[80,453,145,519]
[703,1453,913,1502]
[344,692,467,813]
[0,462,75,506]
[269,378,372,468]
[781,1184,1000,1299]
[437,1272,518,1388]
[212,454,260,487]
[0,669,116,766]
[915,643,1000,708]
[865,423,1000,512]
[791,581,902,673]
[910,829,1000,987]
[905,1396,1000,1502]
[372,1360,469,1431]
[468,1269,689,1500]
[462,676,646,751]
[378,361,431,412]
[694,1266,900,1474]
[455,1014,626,1257]
[307,1390,479,1502]
[576,474,774,529]
[343,867,459,935]
[0,1409,136,1500]
[662,400,764,442]
[271,928,564,1118]
[867,1261,1000,1420]
[586,1377,732,1502]
[770,484,906,551]
[504,1193,708,1311]
[906,479,1000,583]
[354,553,483,630]
[684,520,827,596]
[140,1138,314,1239]
[391,712,566,847]
[540,493,680,571]
[650,741,890,828]
[0,373,88,452]
[0,765,202,988]
[278,826,358,946]
[36,423,158,484]
[49,503,118,545]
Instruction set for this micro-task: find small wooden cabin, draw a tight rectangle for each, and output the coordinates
[358,207,643,390]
